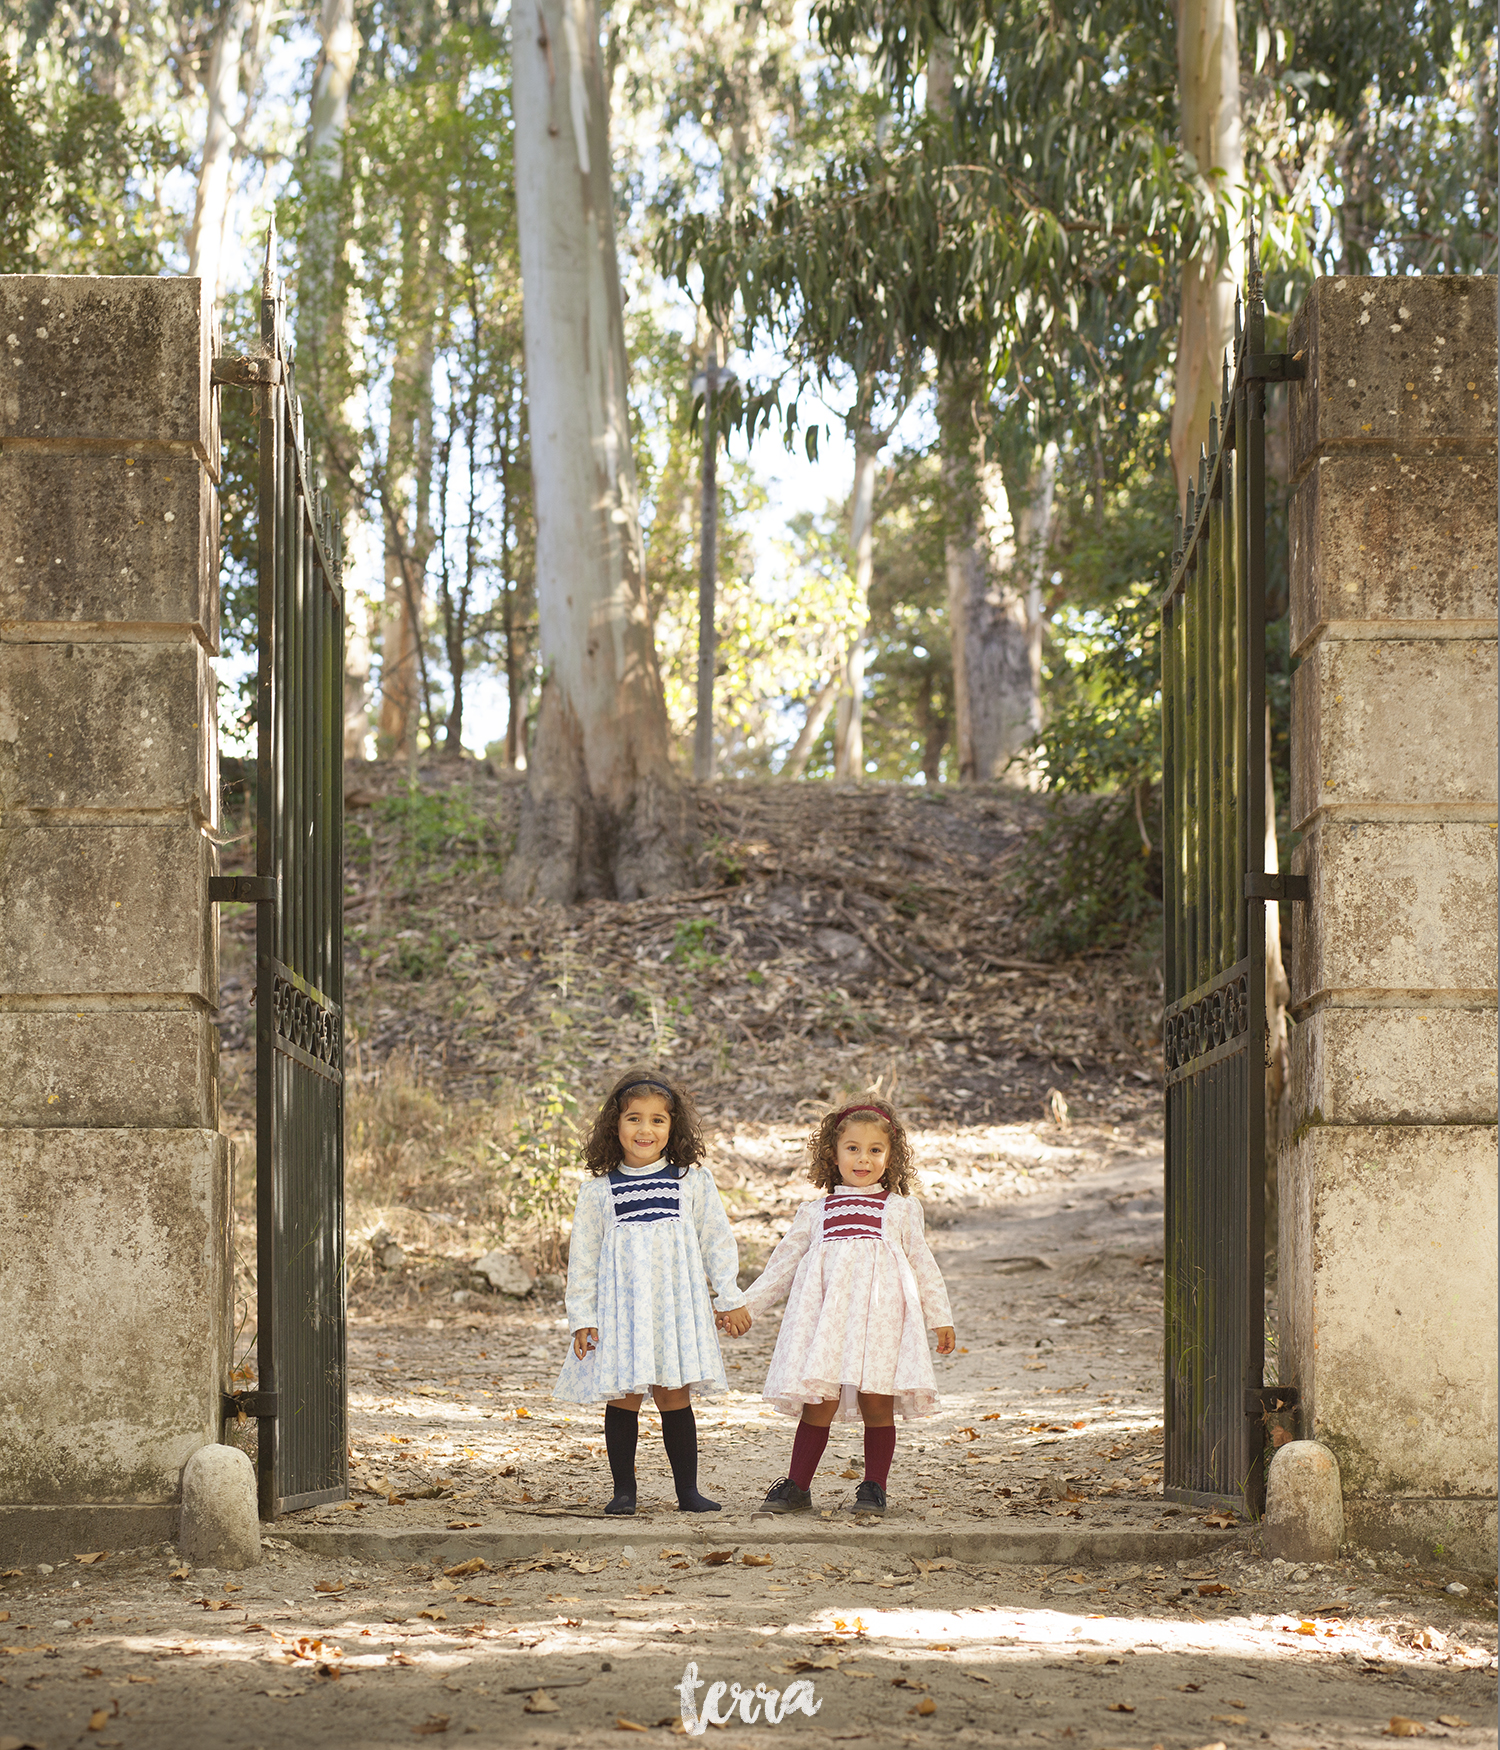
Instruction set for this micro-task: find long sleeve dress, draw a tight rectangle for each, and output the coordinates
[553,1160,747,1405]
[743,1186,953,1423]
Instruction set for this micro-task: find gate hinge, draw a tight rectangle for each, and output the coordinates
[209,875,278,904]
[1243,872,1309,902]
[212,354,283,388]
[1245,1385,1300,1416]
[222,1389,278,1420]
[1245,352,1307,383]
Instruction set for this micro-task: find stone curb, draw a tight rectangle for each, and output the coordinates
[268,1520,1246,1567]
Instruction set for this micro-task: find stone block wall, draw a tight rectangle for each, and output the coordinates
[1281,275,1499,1569]
[0,276,229,1559]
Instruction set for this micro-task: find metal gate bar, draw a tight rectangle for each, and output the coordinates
[216,230,348,1519]
[1161,248,1301,1516]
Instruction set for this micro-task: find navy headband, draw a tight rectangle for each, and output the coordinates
[619,1078,676,1103]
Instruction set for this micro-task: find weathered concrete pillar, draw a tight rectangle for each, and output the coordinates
[1282,275,1498,1568]
[0,276,230,1559]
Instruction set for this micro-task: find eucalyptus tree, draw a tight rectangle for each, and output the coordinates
[671,0,1201,784]
[506,0,685,903]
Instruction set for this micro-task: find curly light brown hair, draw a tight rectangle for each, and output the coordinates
[806,1098,916,1196]
[582,1067,705,1178]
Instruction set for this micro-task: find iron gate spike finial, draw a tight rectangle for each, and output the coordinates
[1208,405,1218,463]
[1234,292,1243,352]
[263,215,277,298]
[1221,351,1231,420]
[1198,443,1207,500]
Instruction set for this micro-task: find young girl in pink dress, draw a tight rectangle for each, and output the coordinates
[725,1099,955,1516]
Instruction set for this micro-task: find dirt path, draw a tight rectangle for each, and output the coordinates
[5,1124,1494,1749]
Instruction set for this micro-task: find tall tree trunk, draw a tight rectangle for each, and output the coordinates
[927,46,1039,785]
[1015,438,1058,762]
[780,674,840,780]
[296,0,365,759]
[694,334,719,781]
[186,0,249,300]
[1171,0,1246,502]
[379,329,435,760]
[507,0,684,902]
[939,379,1039,783]
[833,421,878,782]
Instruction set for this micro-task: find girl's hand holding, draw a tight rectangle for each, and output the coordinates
[573,1327,598,1359]
[935,1326,957,1355]
[717,1307,751,1338]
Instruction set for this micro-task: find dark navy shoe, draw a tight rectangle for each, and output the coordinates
[604,1491,637,1516]
[850,1480,887,1515]
[760,1477,812,1514]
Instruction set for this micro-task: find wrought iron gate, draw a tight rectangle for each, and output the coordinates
[1161,252,1302,1516]
[214,232,348,1519]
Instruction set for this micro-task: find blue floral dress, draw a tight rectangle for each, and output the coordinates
[553,1161,747,1404]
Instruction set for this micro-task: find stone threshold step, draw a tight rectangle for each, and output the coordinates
[269,1521,1244,1566]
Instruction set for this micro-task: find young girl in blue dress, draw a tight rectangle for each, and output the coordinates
[554,1068,749,1515]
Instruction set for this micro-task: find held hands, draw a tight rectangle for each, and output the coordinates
[935,1326,957,1355]
[573,1327,598,1360]
[716,1307,752,1338]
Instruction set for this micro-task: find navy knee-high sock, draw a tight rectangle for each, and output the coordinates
[604,1404,638,1505]
[660,1405,720,1512]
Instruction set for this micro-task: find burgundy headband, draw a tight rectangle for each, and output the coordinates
[833,1104,889,1125]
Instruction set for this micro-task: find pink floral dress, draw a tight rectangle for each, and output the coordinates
[743,1187,953,1422]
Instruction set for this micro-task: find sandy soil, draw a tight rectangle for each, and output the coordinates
[5,1124,1494,1750]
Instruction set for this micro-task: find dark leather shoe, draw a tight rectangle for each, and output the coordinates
[760,1477,812,1514]
[850,1480,887,1515]
[604,1492,637,1516]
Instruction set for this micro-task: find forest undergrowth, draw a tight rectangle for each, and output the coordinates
[217,761,1164,1335]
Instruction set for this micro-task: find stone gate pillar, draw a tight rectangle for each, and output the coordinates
[0,277,229,1558]
[1282,275,1498,1567]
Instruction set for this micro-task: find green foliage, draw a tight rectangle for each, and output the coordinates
[669,917,723,969]
[370,785,505,886]
[1016,787,1164,961]
[0,52,182,275]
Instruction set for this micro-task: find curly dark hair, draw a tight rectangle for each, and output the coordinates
[582,1067,705,1178]
[806,1099,916,1196]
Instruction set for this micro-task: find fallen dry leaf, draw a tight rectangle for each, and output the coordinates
[446,1520,481,1531]
[1107,1702,1136,1713]
[127,1675,157,1685]
[524,1690,560,1714]
[545,1595,580,1605]
[414,1716,451,1736]
[926,1644,953,1653]
[1198,1582,1232,1596]
[742,1554,774,1568]
[418,1609,447,1622]
[74,1552,107,1565]
[838,1467,862,1479]
[616,1719,649,1733]
[0,1613,7,1624]
[87,1708,110,1731]
[313,1581,344,1595]
[909,1697,936,1717]
[1437,1719,1470,1731]
[1202,1511,1237,1528]
[445,1558,489,1578]
[515,1407,530,1418]
[702,1551,734,1566]
[960,1670,991,1684]
[1384,1722,1427,1739]
[1295,1621,1317,1636]
[458,1595,495,1606]
[168,1567,190,1580]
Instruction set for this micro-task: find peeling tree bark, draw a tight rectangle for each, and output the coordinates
[939,380,1045,784]
[507,0,685,902]
[1171,0,1246,502]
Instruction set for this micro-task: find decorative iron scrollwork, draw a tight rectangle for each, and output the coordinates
[272,974,341,1070]
[1164,974,1248,1071]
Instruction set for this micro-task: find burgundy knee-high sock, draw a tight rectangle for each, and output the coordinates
[788,1420,830,1490]
[864,1424,896,1489]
